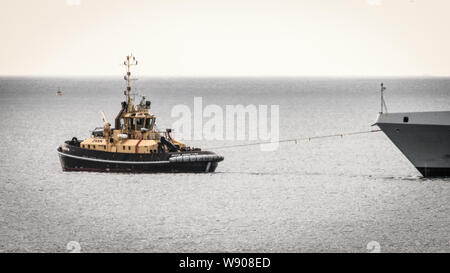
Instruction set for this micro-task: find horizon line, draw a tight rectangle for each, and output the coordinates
[1,74,449,79]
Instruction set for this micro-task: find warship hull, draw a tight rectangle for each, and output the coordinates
[57,142,223,173]
[376,111,450,177]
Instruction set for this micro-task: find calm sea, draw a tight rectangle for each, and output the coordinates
[0,77,449,252]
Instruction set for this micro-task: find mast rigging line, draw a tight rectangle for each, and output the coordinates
[206,129,381,150]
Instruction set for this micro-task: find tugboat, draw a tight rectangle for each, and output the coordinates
[57,55,224,173]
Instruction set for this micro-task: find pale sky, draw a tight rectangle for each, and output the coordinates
[1,0,449,77]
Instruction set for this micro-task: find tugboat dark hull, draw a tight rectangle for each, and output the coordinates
[57,142,223,173]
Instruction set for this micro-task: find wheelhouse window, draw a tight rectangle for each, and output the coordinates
[136,118,145,130]
[145,118,153,130]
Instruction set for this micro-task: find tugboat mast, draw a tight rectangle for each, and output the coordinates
[123,54,138,112]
